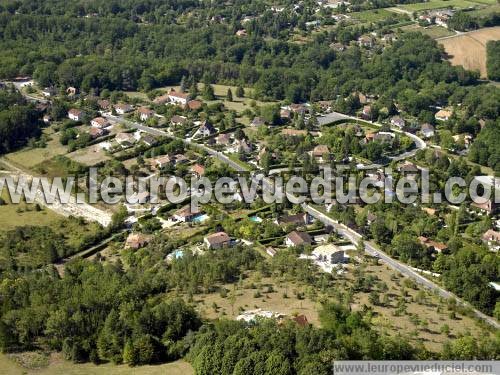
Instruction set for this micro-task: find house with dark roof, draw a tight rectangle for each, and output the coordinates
[276,213,311,227]
[173,205,201,222]
[193,121,216,138]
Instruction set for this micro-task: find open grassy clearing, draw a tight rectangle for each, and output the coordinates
[398,0,485,11]
[0,189,62,231]
[351,8,405,23]
[5,128,67,170]
[344,259,488,352]
[0,353,193,375]
[439,26,500,78]
[173,252,491,353]
[469,3,500,15]
[191,276,321,325]
[66,144,111,166]
[400,24,455,39]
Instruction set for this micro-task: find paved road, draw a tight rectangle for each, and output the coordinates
[104,114,249,173]
[302,204,500,329]
[320,111,427,160]
[12,90,499,328]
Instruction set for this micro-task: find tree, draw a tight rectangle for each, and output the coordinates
[203,84,215,100]
[236,86,244,98]
[486,41,500,81]
[123,340,138,366]
[180,76,187,92]
[226,88,233,102]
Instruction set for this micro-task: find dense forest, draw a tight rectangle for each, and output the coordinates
[486,40,500,81]
[1,249,498,369]
[0,87,41,153]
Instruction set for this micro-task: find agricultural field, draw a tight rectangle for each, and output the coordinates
[344,259,488,352]
[439,26,500,78]
[0,353,193,375]
[397,0,487,12]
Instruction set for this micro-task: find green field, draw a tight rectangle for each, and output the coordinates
[352,8,406,22]
[398,0,484,11]
[399,24,455,39]
[0,354,193,375]
[469,3,500,14]
[0,189,62,231]
[5,128,67,169]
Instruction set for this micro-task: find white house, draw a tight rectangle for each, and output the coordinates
[68,109,84,122]
[114,103,133,115]
[168,89,190,106]
[138,107,154,121]
[421,123,435,138]
[312,244,346,265]
[193,121,216,138]
[285,231,313,247]
[91,117,110,128]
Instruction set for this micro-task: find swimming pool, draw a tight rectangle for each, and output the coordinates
[192,214,209,223]
[249,216,263,223]
[173,249,184,259]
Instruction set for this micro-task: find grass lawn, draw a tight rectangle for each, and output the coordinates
[124,90,149,101]
[403,25,456,39]
[398,0,483,11]
[351,8,405,23]
[0,189,62,231]
[0,353,193,375]
[5,128,67,170]
[469,3,500,15]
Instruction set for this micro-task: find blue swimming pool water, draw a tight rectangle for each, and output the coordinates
[249,216,263,223]
[192,214,209,223]
[173,249,184,259]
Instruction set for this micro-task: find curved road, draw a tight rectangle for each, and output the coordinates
[11,88,498,329]
[113,113,498,329]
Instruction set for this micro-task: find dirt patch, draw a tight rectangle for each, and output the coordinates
[439,27,500,78]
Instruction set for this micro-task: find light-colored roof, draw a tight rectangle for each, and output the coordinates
[312,243,343,258]
[312,145,329,157]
